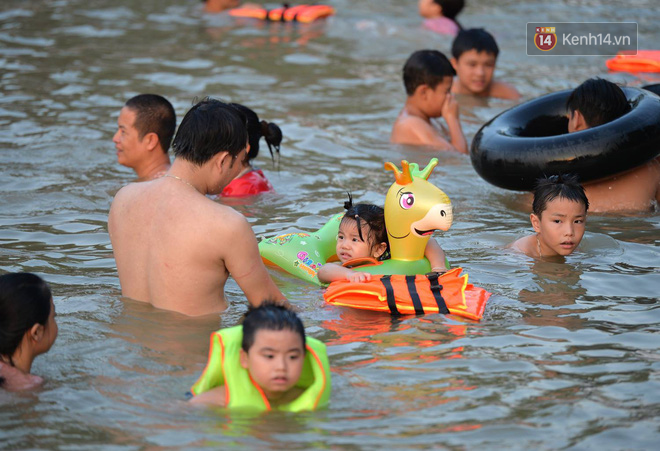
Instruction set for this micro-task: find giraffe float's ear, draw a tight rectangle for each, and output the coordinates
[384,160,413,185]
[408,158,439,181]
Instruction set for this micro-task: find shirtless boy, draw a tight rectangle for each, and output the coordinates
[450,28,520,100]
[108,98,286,316]
[391,50,468,153]
[113,94,175,181]
[566,78,660,212]
[511,174,588,259]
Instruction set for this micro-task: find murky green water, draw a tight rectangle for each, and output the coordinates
[1,0,659,449]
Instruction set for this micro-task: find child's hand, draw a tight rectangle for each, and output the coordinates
[441,93,459,120]
[346,272,372,283]
[431,266,448,274]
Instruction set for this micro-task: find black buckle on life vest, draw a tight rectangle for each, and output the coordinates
[426,272,450,314]
[266,3,293,22]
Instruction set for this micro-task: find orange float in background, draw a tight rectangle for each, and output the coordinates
[229,4,335,23]
[606,50,660,73]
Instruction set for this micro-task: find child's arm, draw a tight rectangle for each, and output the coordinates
[425,238,448,273]
[441,94,468,154]
[318,263,373,283]
[189,386,227,406]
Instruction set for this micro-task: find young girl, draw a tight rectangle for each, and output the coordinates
[222,103,282,197]
[318,195,448,283]
[0,273,58,391]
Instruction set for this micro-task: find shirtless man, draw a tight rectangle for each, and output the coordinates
[108,98,286,316]
[113,94,175,181]
[566,78,660,212]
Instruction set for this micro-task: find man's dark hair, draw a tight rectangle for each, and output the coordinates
[241,302,305,353]
[566,78,630,128]
[432,0,464,20]
[532,174,589,217]
[451,28,500,59]
[125,94,176,153]
[229,103,282,162]
[172,98,248,166]
[403,50,456,96]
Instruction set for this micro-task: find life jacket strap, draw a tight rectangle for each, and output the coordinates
[380,275,400,316]
[405,275,425,315]
[427,272,450,314]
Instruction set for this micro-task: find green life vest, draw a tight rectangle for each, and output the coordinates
[190,326,331,412]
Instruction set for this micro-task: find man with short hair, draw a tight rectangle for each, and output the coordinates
[113,94,175,181]
[108,98,286,316]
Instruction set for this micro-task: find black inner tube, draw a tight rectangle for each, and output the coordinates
[470,87,660,191]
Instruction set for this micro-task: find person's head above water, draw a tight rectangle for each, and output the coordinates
[403,50,456,97]
[113,94,176,179]
[202,0,240,14]
[336,194,390,264]
[530,174,589,257]
[566,78,630,133]
[418,0,465,21]
[172,98,249,167]
[450,28,500,95]
[229,103,282,163]
[0,273,58,389]
[240,302,306,400]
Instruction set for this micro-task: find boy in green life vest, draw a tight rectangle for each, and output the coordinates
[189,302,330,411]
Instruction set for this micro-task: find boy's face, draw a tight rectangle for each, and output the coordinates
[240,329,305,400]
[451,50,497,95]
[531,197,587,257]
[423,76,453,117]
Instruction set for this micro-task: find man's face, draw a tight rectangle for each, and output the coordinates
[113,107,145,169]
[452,50,497,95]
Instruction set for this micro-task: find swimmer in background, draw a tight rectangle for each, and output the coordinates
[511,174,588,259]
[109,98,286,317]
[391,50,468,153]
[318,197,447,283]
[113,94,176,181]
[190,302,330,410]
[418,0,464,36]
[0,273,58,391]
[221,103,281,197]
[450,28,521,100]
[566,78,660,212]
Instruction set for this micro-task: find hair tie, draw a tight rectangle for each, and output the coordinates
[354,214,364,241]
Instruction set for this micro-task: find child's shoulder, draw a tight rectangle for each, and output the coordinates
[490,80,521,101]
[391,111,446,147]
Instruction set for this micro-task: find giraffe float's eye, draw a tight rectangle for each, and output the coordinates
[399,192,415,209]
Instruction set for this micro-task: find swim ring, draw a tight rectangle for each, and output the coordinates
[606,50,660,73]
[643,83,660,96]
[229,4,335,23]
[470,87,660,191]
[259,159,452,285]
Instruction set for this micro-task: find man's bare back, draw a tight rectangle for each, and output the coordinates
[108,98,285,316]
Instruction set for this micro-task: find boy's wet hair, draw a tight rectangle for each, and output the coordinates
[566,78,630,128]
[241,302,305,353]
[342,193,390,261]
[0,273,52,375]
[125,94,176,153]
[532,174,589,217]
[229,103,282,162]
[433,0,465,20]
[451,28,500,59]
[403,50,456,96]
[172,98,249,166]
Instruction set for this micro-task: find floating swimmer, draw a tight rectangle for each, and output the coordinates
[190,302,330,411]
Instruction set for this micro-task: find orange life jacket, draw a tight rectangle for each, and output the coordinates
[229,4,335,23]
[606,50,660,73]
[323,268,491,321]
